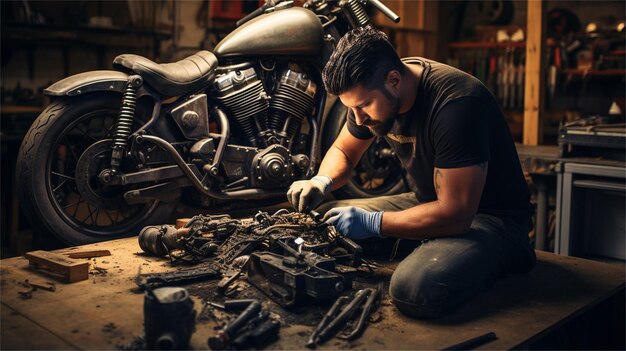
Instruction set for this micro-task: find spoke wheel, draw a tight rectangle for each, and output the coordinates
[321,101,408,199]
[17,93,176,245]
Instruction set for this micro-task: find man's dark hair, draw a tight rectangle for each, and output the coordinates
[322,26,405,96]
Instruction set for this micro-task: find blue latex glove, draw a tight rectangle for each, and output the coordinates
[323,206,384,240]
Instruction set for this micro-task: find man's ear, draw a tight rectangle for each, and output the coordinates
[386,70,401,92]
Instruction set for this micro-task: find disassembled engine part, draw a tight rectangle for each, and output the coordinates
[247,247,356,308]
[144,287,196,350]
[138,210,363,308]
[136,264,222,289]
[139,214,240,262]
[208,298,280,350]
[307,285,382,347]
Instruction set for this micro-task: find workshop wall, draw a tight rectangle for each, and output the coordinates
[1,0,624,259]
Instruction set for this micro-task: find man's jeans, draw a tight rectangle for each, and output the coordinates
[316,192,536,319]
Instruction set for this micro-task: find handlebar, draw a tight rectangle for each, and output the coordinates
[368,0,400,23]
[236,4,270,27]
[236,0,401,27]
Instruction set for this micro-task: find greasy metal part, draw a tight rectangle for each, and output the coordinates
[306,295,349,347]
[144,287,196,350]
[308,210,322,222]
[315,288,371,345]
[140,134,286,199]
[246,249,350,308]
[209,108,230,176]
[338,285,381,341]
[141,210,362,309]
[231,318,280,350]
[208,299,262,350]
[217,270,243,295]
[123,178,190,204]
[119,165,187,185]
[206,298,280,350]
[136,264,222,289]
[138,225,182,257]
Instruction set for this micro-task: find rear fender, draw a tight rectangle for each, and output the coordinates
[44,70,129,97]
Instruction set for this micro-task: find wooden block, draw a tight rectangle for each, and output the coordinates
[24,250,90,283]
[66,250,111,259]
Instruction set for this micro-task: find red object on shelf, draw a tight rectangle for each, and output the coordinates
[211,1,264,20]
[554,46,562,68]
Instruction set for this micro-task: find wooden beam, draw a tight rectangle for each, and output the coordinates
[523,0,546,145]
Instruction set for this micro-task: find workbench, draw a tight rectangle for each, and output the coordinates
[1,237,624,350]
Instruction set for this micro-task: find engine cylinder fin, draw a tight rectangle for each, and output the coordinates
[268,70,316,144]
[213,77,268,145]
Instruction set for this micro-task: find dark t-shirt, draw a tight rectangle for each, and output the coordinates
[347,57,532,221]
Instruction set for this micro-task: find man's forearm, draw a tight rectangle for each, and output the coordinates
[317,145,357,191]
[381,201,474,240]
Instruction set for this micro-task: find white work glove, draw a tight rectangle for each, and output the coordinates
[287,175,333,213]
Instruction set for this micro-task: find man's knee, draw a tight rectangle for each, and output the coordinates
[389,262,451,319]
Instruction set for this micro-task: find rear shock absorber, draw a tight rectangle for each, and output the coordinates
[111,75,143,171]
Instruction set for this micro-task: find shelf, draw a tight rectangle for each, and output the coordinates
[1,22,173,78]
[563,69,626,78]
[2,22,172,40]
[1,22,172,54]
[449,41,525,49]
[1,105,43,114]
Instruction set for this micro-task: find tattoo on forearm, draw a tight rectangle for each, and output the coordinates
[434,168,443,195]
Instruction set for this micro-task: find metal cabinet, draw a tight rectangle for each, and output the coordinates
[555,162,626,260]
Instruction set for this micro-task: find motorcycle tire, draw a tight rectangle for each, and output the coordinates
[321,101,409,199]
[16,93,177,245]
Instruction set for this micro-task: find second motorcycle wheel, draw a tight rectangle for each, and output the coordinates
[16,93,177,245]
[321,101,409,199]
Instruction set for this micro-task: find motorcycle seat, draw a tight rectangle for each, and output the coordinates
[113,51,218,98]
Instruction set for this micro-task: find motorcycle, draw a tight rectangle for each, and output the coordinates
[16,0,406,245]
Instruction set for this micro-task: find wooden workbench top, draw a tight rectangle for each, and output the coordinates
[1,237,624,350]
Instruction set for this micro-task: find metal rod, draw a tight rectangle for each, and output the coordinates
[442,332,497,351]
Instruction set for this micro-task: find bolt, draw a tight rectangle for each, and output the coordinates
[294,237,304,253]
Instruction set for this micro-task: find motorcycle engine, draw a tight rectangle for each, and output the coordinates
[207,62,316,190]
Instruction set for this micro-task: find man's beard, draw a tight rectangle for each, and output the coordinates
[365,88,400,137]
[365,116,395,137]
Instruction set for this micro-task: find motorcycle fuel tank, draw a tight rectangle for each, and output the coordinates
[214,7,324,58]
